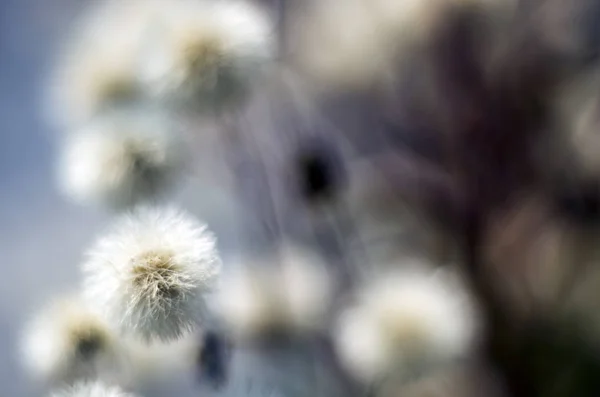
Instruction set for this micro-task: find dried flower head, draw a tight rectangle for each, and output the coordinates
[140,0,275,110]
[47,0,162,128]
[49,380,138,397]
[334,264,480,383]
[21,296,126,386]
[82,206,221,342]
[214,245,333,340]
[58,112,187,209]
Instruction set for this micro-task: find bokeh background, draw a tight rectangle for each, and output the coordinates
[0,2,246,395]
[8,1,599,396]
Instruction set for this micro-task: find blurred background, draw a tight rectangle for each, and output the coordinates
[0,2,243,395]
[7,0,600,396]
[0,2,90,395]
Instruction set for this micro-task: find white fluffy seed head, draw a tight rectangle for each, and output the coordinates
[278,245,334,332]
[213,266,276,340]
[46,0,163,128]
[58,112,188,210]
[214,246,334,340]
[335,306,391,382]
[140,0,275,110]
[334,264,481,383]
[49,381,138,397]
[82,206,221,342]
[21,296,126,387]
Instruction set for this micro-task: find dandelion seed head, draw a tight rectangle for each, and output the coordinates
[335,306,391,382]
[215,246,333,340]
[214,266,275,340]
[21,296,125,386]
[59,112,187,209]
[47,0,162,128]
[279,246,334,332]
[141,0,275,110]
[83,206,221,342]
[49,380,138,397]
[334,265,480,382]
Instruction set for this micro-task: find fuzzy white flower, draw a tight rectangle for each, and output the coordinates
[49,381,138,397]
[213,265,274,339]
[334,264,480,383]
[58,111,188,209]
[279,246,336,332]
[140,0,275,110]
[82,206,221,342]
[215,245,333,340]
[21,296,127,387]
[47,0,164,128]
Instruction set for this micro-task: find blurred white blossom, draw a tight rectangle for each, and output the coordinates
[334,263,481,383]
[46,0,164,128]
[58,111,188,210]
[21,295,128,387]
[214,245,334,340]
[140,0,275,111]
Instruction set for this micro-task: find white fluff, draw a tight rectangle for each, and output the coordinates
[49,381,138,397]
[334,264,480,383]
[140,0,275,110]
[47,0,164,128]
[58,111,187,209]
[82,206,221,342]
[214,246,334,340]
[280,246,334,331]
[21,296,127,387]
